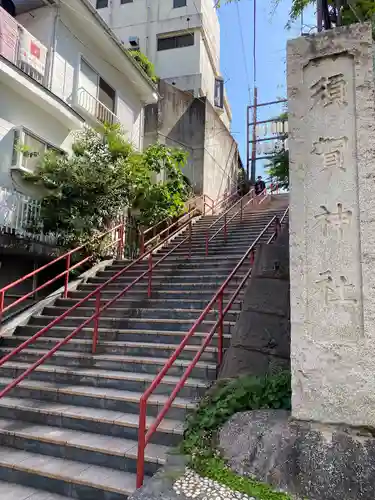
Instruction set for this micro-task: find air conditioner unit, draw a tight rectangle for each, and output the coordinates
[129,36,139,49]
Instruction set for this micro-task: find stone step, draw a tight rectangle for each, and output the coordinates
[0,372,198,419]
[110,257,249,270]
[100,265,248,278]
[113,254,248,265]
[153,246,266,256]
[0,347,217,381]
[55,297,242,311]
[16,325,232,346]
[68,288,244,301]
[0,359,209,397]
[0,417,168,475]
[43,305,240,323]
[0,446,136,499]
[75,281,242,293]
[0,396,184,445]
[0,480,72,499]
[28,314,235,334]
[85,274,247,286]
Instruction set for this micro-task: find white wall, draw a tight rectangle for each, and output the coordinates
[0,82,73,193]
[18,5,145,149]
[94,0,221,102]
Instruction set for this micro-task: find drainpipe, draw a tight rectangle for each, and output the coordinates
[145,0,151,58]
[46,2,59,90]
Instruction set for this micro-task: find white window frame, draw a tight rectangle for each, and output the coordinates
[78,56,117,115]
[11,127,64,173]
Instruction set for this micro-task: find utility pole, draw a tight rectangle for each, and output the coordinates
[250,87,258,184]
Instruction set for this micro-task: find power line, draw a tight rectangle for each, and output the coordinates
[235,1,251,103]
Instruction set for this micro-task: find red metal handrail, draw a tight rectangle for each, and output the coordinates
[139,195,209,255]
[139,203,200,256]
[205,189,255,256]
[136,206,289,488]
[0,190,244,396]
[0,207,205,390]
[0,223,125,324]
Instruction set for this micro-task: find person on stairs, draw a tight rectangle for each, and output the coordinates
[255,176,266,196]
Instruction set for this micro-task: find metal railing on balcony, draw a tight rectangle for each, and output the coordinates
[0,187,40,236]
[0,6,48,86]
[76,87,119,126]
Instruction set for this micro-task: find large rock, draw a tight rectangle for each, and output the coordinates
[219,410,375,500]
[219,224,290,379]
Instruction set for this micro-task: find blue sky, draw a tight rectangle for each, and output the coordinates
[217,0,315,178]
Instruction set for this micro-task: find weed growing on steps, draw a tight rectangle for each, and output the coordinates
[180,372,292,500]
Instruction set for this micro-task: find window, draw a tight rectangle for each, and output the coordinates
[173,0,187,7]
[121,0,133,3]
[96,0,108,9]
[214,77,224,109]
[79,59,116,123]
[12,129,63,173]
[157,33,194,51]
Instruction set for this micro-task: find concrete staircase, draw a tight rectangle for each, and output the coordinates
[0,200,287,499]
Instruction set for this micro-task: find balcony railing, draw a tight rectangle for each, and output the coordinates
[76,87,120,126]
[0,186,53,243]
[0,6,48,86]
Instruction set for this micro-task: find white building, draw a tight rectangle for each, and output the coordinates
[0,0,157,232]
[92,0,232,128]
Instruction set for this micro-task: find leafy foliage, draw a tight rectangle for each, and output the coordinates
[23,124,190,252]
[267,149,289,191]
[181,372,291,459]
[180,372,292,500]
[194,455,292,500]
[135,143,191,226]
[219,0,375,29]
[128,50,159,83]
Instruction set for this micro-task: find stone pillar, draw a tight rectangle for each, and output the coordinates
[287,23,375,426]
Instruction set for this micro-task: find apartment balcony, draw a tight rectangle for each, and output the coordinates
[0,186,53,244]
[75,87,120,126]
[0,6,48,86]
[0,5,82,129]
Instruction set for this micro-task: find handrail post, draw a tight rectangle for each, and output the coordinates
[92,290,100,354]
[224,213,228,242]
[275,216,281,238]
[117,224,125,260]
[217,291,224,367]
[240,197,243,222]
[0,290,4,325]
[139,229,145,256]
[63,254,71,299]
[205,229,209,257]
[137,398,147,488]
[217,291,224,365]
[148,253,153,298]
[203,195,206,215]
[188,221,192,259]
[250,249,255,266]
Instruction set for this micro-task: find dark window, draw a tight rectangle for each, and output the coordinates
[173,0,187,7]
[157,33,194,51]
[214,77,224,109]
[96,0,108,8]
[98,77,116,113]
[121,0,133,3]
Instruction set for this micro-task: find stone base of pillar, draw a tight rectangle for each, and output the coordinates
[219,410,375,500]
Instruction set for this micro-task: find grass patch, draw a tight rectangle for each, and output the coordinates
[194,455,292,500]
[180,372,292,500]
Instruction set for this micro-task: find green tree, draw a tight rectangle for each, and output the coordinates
[266,148,289,191]
[217,0,375,27]
[23,125,190,250]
